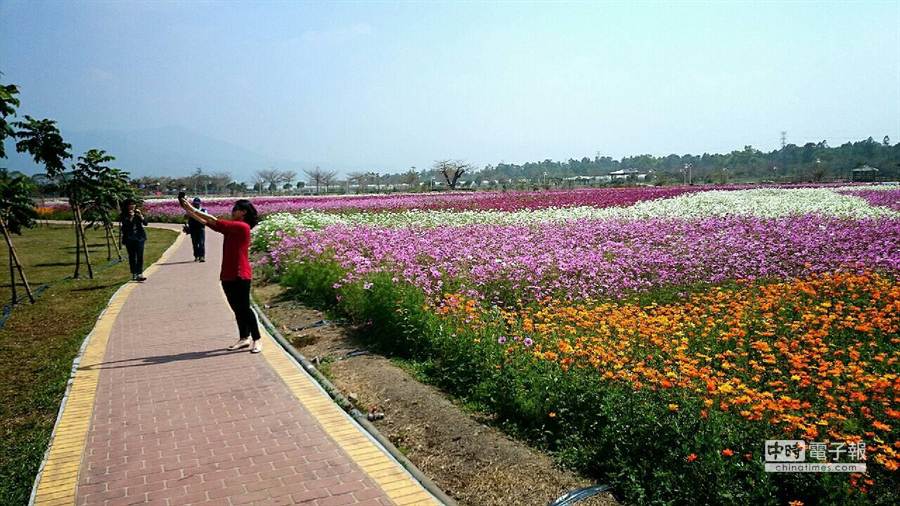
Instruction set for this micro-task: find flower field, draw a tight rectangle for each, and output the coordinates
[41,186,700,220]
[257,185,898,504]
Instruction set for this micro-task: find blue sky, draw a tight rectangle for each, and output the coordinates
[1,0,899,178]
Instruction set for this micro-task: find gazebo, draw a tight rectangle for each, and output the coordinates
[850,165,879,182]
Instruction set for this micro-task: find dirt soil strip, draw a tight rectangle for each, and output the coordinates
[255,283,619,506]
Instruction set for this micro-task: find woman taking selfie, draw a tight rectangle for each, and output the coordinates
[120,199,148,282]
[178,194,263,353]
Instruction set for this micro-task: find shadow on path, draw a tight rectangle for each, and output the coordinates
[80,348,236,370]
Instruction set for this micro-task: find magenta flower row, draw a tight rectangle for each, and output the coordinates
[141,187,700,216]
[838,188,900,211]
[266,215,900,303]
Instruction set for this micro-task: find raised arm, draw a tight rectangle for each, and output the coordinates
[179,197,218,226]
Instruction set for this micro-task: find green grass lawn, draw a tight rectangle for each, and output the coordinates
[0,224,176,505]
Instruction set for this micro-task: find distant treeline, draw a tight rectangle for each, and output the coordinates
[459,137,898,184]
[41,136,897,197]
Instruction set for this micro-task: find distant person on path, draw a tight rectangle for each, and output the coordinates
[185,197,207,262]
[120,199,148,282]
[178,194,263,353]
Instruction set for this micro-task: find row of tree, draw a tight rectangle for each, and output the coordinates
[1,74,137,305]
[474,139,900,184]
[128,168,316,196]
[274,138,900,192]
[72,134,900,199]
[133,168,234,196]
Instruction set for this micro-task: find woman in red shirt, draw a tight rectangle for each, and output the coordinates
[179,196,263,353]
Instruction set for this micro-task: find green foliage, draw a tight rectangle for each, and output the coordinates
[473,140,900,183]
[12,116,72,177]
[0,169,36,234]
[76,150,136,226]
[279,258,344,308]
[0,79,20,160]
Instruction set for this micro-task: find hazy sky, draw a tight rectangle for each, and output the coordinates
[2,0,899,177]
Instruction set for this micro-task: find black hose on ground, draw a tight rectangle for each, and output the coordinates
[250,298,458,506]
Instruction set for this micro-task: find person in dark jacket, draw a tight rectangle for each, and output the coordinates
[120,199,148,281]
[186,197,207,262]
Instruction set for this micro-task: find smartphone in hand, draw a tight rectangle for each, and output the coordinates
[178,191,186,200]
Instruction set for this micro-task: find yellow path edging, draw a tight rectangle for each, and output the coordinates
[259,330,441,505]
[30,233,185,506]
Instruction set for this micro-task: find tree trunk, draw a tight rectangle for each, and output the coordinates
[0,217,35,303]
[78,207,94,279]
[105,222,113,261]
[73,205,94,279]
[109,221,122,260]
[73,207,82,278]
[114,224,122,260]
[8,243,16,305]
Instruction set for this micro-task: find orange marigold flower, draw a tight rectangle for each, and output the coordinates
[686,453,698,462]
[722,448,735,457]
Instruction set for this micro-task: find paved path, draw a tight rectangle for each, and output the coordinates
[32,227,440,506]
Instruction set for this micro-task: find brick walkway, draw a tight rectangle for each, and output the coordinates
[34,227,439,506]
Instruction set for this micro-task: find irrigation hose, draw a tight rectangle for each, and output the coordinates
[549,484,613,505]
[250,298,458,506]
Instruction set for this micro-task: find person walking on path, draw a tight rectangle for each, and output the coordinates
[120,199,148,282]
[178,194,263,353]
[185,196,207,262]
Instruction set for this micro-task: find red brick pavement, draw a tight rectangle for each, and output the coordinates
[75,230,395,506]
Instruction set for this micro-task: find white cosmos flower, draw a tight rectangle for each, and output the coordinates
[253,188,899,250]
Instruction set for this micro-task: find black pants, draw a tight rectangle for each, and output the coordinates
[123,239,145,275]
[221,279,261,341]
[190,229,205,258]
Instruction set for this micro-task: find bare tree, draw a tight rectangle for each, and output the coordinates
[304,167,325,194]
[254,169,282,193]
[401,169,419,189]
[278,170,297,189]
[210,171,232,194]
[191,167,213,194]
[434,160,471,190]
[347,171,368,193]
[322,170,338,193]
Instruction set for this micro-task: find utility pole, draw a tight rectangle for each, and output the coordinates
[780,131,787,150]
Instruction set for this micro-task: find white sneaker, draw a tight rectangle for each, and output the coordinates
[250,341,263,354]
[227,338,251,351]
